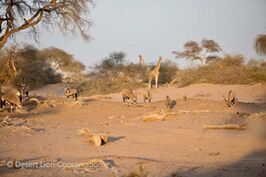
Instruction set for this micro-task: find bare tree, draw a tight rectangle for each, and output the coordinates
[255,34,266,56]
[0,0,94,49]
[173,39,222,65]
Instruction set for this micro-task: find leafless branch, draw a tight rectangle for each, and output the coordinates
[0,0,94,49]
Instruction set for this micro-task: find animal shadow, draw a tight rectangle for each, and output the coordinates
[170,100,176,109]
[109,136,125,143]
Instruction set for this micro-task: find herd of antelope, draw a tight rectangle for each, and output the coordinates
[0,82,237,112]
[0,83,78,112]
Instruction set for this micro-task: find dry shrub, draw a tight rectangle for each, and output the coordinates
[76,76,144,96]
[176,55,266,87]
[77,59,179,96]
[158,60,179,84]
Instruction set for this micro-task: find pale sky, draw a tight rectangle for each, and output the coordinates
[16,0,266,68]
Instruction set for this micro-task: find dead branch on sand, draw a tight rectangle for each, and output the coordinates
[143,114,167,122]
[142,111,182,122]
[178,110,210,114]
[203,124,246,130]
[142,110,211,122]
[125,104,156,108]
[248,112,266,119]
[77,128,109,146]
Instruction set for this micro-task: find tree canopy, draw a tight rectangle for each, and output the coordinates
[41,47,85,73]
[0,0,94,49]
[255,34,266,56]
[173,39,222,65]
[95,51,126,72]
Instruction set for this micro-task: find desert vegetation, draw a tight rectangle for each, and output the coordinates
[254,34,266,55]
[1,44,265,94]
[0,45,85,89]
[0,1,266,177]
[76,48,266,95]
[75,52,180,96]
[0,0,93,87]
[173,54,266,87]
[173,39,222,65]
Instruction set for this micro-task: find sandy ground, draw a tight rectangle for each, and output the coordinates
[0,83,266,177]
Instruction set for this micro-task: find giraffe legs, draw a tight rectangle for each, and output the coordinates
[155,74,159,88]
[148,74,159,89]
[148,77,152,89]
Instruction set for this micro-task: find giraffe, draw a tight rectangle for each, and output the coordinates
[148,57,162,89]
[138,54,145,66]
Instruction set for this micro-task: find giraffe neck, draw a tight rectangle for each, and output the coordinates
[139,55,144,65]
[153,60,161,73]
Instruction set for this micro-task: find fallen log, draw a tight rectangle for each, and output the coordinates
[143,114,167,122]
[178,110,210,114]
[124,103,157,108]
[203,124,246,130]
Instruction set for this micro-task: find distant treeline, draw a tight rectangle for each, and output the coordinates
[1,47,266,95]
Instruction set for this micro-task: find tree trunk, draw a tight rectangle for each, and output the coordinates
[201,57,207,65]
[201,50,207,65]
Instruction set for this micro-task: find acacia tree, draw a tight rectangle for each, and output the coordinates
[108,51,126,67]
[0,0,94,49]
[255,34,266,56]
[173,39,222,65]
[95,51,126,73]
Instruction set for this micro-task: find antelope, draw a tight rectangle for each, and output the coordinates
[64,88,78,100]
[223,90,237,107]
[121,88,137,104]
[1,87,22,112]
[165,95,171,109]
[143,90,152,103]
[18,83,30,103]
